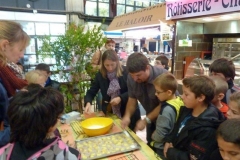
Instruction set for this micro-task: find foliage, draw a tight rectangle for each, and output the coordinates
[38,23,107,113]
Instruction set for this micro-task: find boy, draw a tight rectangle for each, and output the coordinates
[164,75,225,160]
[210,76,229,117]
[210,91,240,159]
[151,73,183,159]
[209,58,237,104]
[155,55,169,70]
[227,91,240,119]
[216,119,240,160]
[35,63,60,90]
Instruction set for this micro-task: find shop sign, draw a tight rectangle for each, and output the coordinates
[166,0,240,20]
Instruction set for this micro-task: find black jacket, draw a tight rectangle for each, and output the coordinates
[45,77,60,90]
[84,66,128,115]
[84,66,140,129]
[165,104,225,160]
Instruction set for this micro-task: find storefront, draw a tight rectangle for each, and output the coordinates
[166,0,240,84]
[107,3,174,55]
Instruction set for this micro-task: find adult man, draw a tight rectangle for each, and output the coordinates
[35,63,60,90]
[121,52,167,145]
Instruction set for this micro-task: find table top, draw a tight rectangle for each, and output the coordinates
[58,112,162,160]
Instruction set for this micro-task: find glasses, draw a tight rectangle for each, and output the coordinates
[155,90,166,95]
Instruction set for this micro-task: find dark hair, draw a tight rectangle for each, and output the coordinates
[141,47,149,54]
[182,75,215,104]
[156,55,169,70]
[126,52,149,73]
[35,63,50,74]
[100,49,122,78]
[153,72,177,94]
[217,119,240,147]
[209,58,235,80]
[7,84,64,148]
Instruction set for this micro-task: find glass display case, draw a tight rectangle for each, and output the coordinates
[185,38,240,87]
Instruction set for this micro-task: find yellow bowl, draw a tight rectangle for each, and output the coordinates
[81,117,113,137]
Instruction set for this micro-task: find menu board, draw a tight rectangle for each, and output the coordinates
[76,131,141,160]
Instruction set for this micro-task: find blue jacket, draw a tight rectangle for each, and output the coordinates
[0,80,10,147]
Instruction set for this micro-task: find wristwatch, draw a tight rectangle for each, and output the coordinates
[145,116,152,124]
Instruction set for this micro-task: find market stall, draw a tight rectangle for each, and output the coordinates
[165,0,240,82]
[107,3,174,57]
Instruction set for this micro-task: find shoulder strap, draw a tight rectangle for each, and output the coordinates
[166,96,184,120]
[0,143,15,160]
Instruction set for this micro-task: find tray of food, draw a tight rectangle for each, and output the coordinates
[75,131,141,160]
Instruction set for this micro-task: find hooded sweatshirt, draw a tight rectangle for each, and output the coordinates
[165,104,225,160]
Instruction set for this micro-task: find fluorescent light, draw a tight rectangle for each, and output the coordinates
[202,18,214,21]
[220,15,232,19]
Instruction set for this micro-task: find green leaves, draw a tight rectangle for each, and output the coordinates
[37,23,107,113]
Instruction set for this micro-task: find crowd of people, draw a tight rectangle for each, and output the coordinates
[0,20,240,160]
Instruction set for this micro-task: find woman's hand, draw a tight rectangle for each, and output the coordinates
[84,102,93,114]
[110,97,121,106]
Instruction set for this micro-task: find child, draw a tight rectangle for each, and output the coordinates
[210,76,229,117]
[151,73,184,159]
[155,55,169,70]
[25,70,47,87]
[210,91,240,159]
[227,91,240,119]
[216,119,240,160]
[209,58,237,104]
[164,75,225,160]
[0,84,81,159]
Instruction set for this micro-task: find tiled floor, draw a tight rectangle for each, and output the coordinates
[136,115,147,143]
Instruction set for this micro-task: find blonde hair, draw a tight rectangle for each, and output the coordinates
[153,72,177,94]
[0,20,30,65]
[100,49,122,78]
[210,76,228,95]
[25,70,45,85]
[229,92,240,110]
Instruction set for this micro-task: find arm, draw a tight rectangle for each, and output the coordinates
[152,106,177,143]
[121,97,137,129]
[84,73,100,110]
[146,105,161,122]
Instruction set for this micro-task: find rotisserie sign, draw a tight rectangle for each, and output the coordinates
[166,0,240,20]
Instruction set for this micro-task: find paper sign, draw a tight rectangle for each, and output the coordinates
[179,39,192,47]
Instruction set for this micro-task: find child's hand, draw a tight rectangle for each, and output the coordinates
[163,142,173,158]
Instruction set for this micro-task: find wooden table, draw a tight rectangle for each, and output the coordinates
[58,112,162,160]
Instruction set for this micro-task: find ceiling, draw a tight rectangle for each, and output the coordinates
[182,12,240,23]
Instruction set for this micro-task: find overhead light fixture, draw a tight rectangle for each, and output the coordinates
[220,15,232,19]
[202,18,214,21]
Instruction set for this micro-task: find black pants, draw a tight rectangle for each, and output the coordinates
[154,148,168,160]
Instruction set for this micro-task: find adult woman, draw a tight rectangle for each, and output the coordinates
[84,49,140,130]
[0,20,29,147]
[3,84,80,159]
[85,39,116,110]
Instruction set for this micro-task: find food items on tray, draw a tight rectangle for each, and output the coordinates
[76,131,140,160]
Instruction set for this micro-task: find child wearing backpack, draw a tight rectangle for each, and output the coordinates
[151,72,184,159]
[164,75,225,160]
[0,84,81,160]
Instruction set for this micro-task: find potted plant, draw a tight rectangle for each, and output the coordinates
[38,23,107,113]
